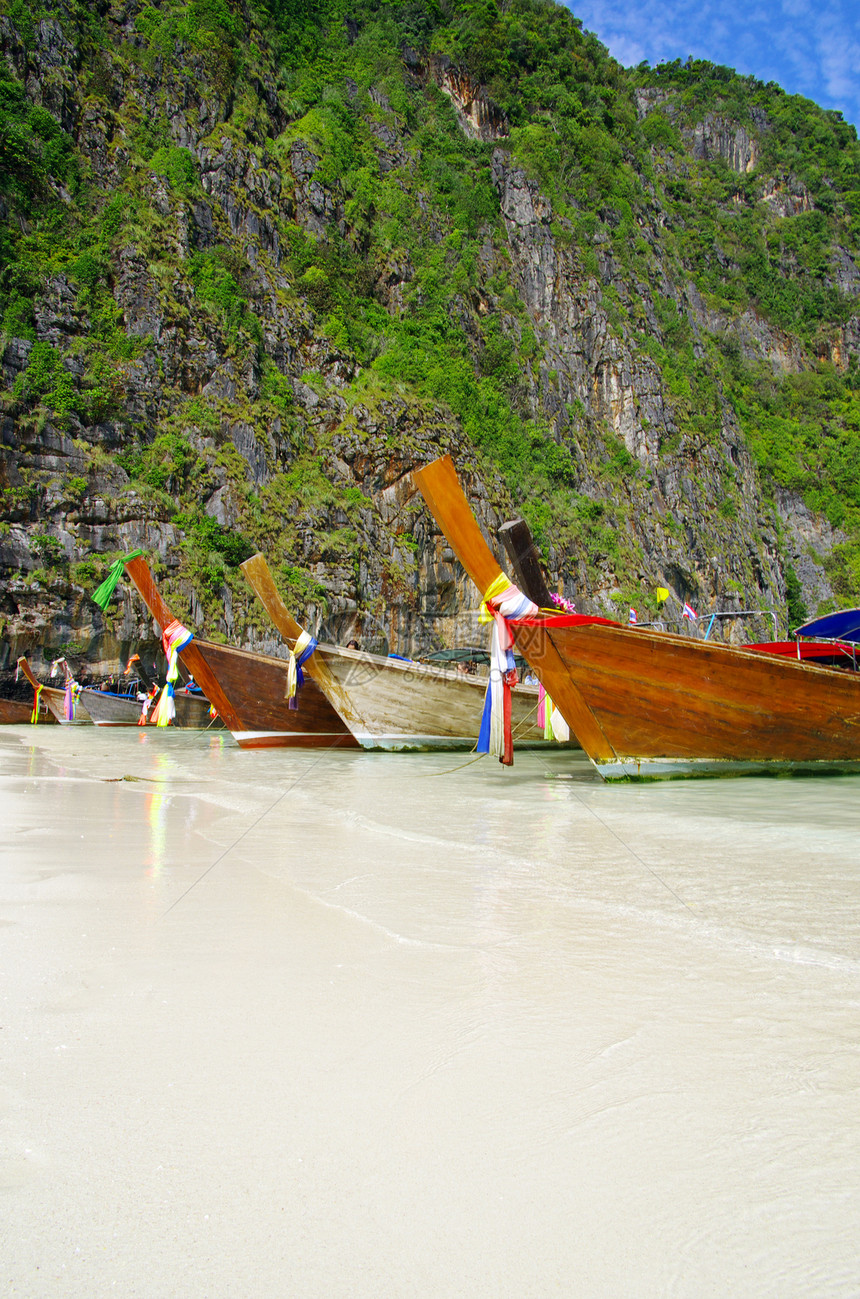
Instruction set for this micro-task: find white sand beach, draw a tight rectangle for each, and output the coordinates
[2,726,859,1297]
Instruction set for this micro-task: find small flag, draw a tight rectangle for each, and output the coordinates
[683,601,697,620]
[655,587,670,604]
[629,607,637,624]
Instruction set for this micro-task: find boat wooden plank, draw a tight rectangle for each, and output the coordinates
[498,520,555,609]
[241,554,359,725]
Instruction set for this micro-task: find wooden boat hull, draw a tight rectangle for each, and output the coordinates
[316,644,549,749]
[80,686,223,729]
[124,558,358,749]
[0,696,55,724]
[79,689,144,726]
[187,640,359,749]
[412,454,860,781]
[240,553,569,751]
[512,618,860,779]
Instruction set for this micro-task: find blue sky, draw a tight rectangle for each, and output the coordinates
[566,0,860,132]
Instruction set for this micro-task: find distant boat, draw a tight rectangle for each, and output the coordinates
[16,657,91,725]
[411,454,860,780]
[123,556,359,749]
[78,681,220,728]
[240,553,567,751]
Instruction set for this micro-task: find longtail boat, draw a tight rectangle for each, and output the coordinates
[16,657,91,725]
[499,516,860,673]
[240,553,563,751]
[123,556,358,749]
[0,694,55,724]
[78,682,221,728]
[412,454,860,780]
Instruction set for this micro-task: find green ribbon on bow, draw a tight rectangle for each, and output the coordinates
[91,549,146,610]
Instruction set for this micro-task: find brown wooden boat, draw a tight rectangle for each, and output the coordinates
[124,557,359,749]
[0,695,55,724]
[16,657,92,725]
[240,553,563,751]
[412,454,860,780]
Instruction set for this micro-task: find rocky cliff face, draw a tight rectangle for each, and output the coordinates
[1,0,858,685]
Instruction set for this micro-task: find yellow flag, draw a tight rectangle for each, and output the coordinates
[655,587,670,603]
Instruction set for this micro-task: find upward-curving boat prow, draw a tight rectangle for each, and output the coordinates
[412,456,609,760]
[124,556,358,749]
[16,656,91,725]
[241,552,563,751]
[412,455,860,781]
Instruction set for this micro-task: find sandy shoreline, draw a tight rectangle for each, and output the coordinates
[2,726,859,1296]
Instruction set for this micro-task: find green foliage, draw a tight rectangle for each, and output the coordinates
[0,77,79,211]
[633,58,860,342]
[190,249,258,344]
[149,146,198,193]
[175,509,256,566]
[722,352,860,586]
[133,433,206,495]
[70,557,105,587]
[278,562,328,611]
[13,341,78,422]
[31,533,66,567]
[259,360,295,415]
[1,293,36,340]
[2,0,860,619]
[784,563,807,629]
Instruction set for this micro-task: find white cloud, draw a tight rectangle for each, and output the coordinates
[566,0,860,129]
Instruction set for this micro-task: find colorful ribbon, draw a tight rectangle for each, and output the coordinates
[30,683,43,725]
[49,659,80,721]
[91,550,146,610]
[138,686,158,725]
[477,573,538,765]
[287,630,318,709]
[63,680,81,722]
[151,684,175,727]
[162,619,193,673]
[537,683,570,742]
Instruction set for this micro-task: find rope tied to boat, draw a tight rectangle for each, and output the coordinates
[287,630,318,709]
[477,573,538,766]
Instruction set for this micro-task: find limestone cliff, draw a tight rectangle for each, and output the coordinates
[1,0,859,683]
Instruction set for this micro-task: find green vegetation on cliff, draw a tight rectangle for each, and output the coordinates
[1,0,859,655]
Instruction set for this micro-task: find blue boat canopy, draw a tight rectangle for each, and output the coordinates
[795,608,860,642]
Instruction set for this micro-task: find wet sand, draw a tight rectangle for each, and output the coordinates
[2,725,859,1297]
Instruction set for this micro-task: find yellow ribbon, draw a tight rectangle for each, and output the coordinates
[30,684,43,724]
[479,571,513,624]
[286,630,313,701]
